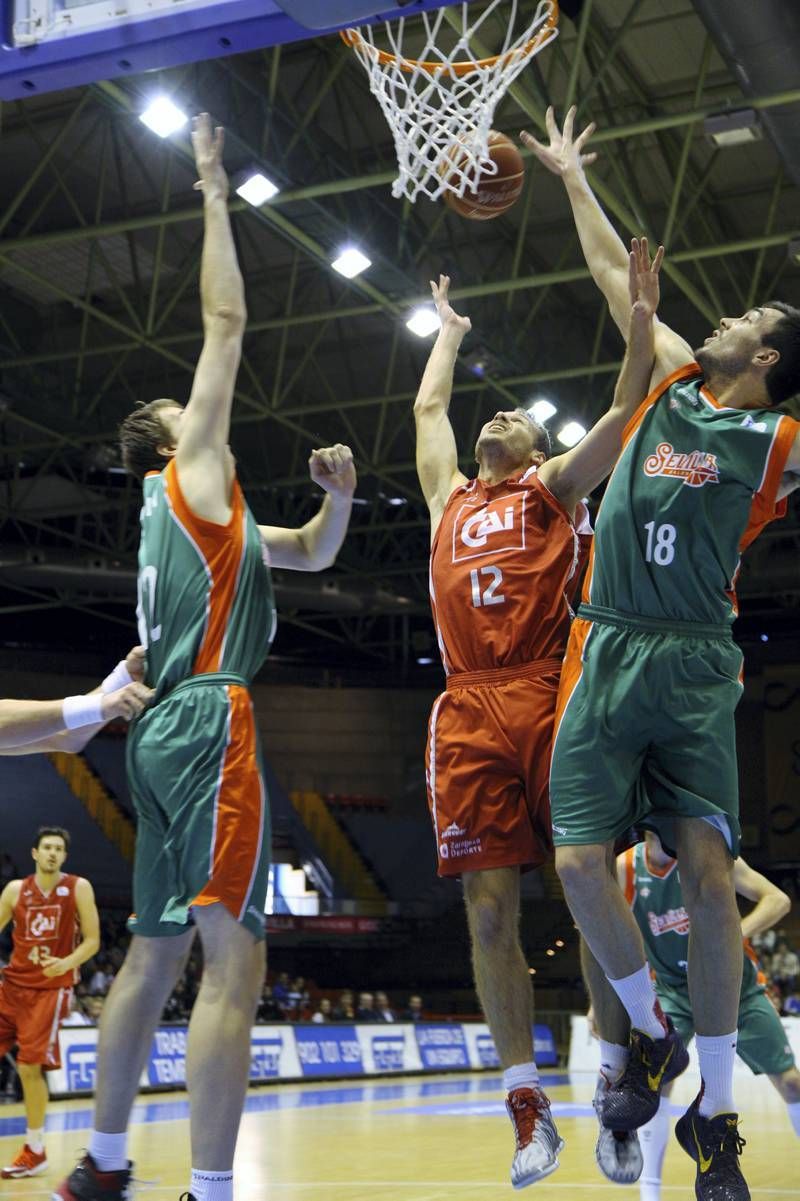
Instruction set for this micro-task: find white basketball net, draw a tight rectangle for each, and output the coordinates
[342,0,559,204]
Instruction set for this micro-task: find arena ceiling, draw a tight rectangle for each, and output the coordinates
[0,0,798,671]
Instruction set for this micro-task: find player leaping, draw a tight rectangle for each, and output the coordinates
[524,107,800,1201]
[416,242,662,1188]
[53,115,356,1201]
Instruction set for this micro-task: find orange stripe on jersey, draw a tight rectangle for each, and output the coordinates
[620,848,636,905]
[621,362,701,448]
[552,617,593,744]
[743,938,768,988]
[164,459,245,674]
[756,413,800,511]
[192,685,265,922]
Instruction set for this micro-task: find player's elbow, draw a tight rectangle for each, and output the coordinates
[203,304,247,335]
[774,888,792,921]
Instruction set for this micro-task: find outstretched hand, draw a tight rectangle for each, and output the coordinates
[520,105,597,178]
[309,444,357,500]
[430,274,471,337]
[628,237,664,319]
[192,113,228,198]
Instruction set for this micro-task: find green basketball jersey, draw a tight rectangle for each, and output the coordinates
[623,843,764,996]
[584,364,798,624]
[136,459,276,697]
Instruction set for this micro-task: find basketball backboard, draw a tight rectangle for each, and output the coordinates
[0,0,467,99]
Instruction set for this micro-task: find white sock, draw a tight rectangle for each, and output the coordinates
[696,1031,737,1117]
[787,1101,800,1137]
[599,1039,629,1081]
[88,1130,128,1172]
[503,1061,540,1093]
[607,966,666,1040]
[190,1169,234,1201]
[639,1095,670,1201]
[26,1128,44,1154]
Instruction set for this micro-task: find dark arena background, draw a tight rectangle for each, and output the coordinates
[0,1,798,1198]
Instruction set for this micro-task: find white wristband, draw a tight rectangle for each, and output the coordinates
[62,694,105,730]
[101,660,133,694]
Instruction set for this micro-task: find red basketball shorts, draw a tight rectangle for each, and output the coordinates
[0,977,72,1068]
[425,658,561,877]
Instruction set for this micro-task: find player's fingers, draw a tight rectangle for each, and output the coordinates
[652,244,665,272]
[544,105,557,138]
[563,104,576,141]
[575,121,596,150]
[520,130,543,153]
[579,151,598,167]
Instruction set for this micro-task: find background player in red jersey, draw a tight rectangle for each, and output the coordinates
[0,827,100,1179]
[0,645,151,754]
[414,246,662,1188]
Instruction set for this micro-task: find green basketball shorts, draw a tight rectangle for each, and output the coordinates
[656,980,795,1076]
[126,673,271,941]
[549,604,744,857]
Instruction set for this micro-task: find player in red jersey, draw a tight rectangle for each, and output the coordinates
[0,827,100,1178]
[416,254,663,1188]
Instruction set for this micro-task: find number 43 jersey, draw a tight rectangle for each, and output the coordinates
[583,364,800,625]
[137,460,277,697]
[429,468,591,675]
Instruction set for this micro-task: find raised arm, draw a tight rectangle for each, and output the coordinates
[732,858,791,942]
[413,275,470,539]
[539,238,662,511]
[259,445,356,571]
[521,107,693,379]
[175,114,247,524]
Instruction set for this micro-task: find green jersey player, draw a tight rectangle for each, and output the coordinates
[54,115,356,1201]
[523,108,800,1201]
[620,834,800,1201]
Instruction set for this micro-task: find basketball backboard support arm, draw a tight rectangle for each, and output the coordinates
[0,0,468,100]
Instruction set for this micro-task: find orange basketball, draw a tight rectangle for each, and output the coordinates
[441,130,524,220]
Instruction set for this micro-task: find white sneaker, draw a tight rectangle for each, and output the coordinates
[593,1071,643,1185]
[506,1086,564,1189]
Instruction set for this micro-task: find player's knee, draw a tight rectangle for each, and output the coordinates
[16,1061,42,1081]
[466,889,513,950]
[679,857,733,912]
[555,844,607,896]
[777,1068,800,1104]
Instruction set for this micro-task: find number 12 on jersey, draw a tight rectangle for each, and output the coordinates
[470,565,505,607]
[644,521,677,566]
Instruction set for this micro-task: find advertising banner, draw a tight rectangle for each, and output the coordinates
[357,1023,423,1074]
[415,1023,470,1070]
[294,1024,363,1077]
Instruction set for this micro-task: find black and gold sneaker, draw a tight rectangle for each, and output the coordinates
[675,1094,750,1200]
[600,1017,689,1131]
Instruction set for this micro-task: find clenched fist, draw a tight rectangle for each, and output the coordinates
[101,682,153,723]
[308,444,357,501]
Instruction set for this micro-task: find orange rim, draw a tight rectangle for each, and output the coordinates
[340,1,559,78]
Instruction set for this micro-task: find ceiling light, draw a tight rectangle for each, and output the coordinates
[528,398,557,423]
[139,96,188,138]
[332,247,371,278]
[555,939,565,948]
[557,421,586,448]
[235,171,280,207]
[546,948,556,957]
[703,109,761,149]
[528,968,536,975]
[416,656,435,666]
[406,307,441,338]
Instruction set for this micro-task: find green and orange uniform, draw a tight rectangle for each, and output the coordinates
[620,844,794,1074]
[550,364,800,855]
[128,459,277,939]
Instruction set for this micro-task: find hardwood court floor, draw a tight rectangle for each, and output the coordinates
[0,1069,796,1199]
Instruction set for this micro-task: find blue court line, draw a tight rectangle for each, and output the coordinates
[0,1072,573,1138]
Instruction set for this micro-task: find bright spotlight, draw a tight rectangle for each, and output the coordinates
[406,307,441,338]
[528,398,557,423]
[557,421,587,448]
[332,247,371,278]
[235,172,280,207]
[139,97,188,138]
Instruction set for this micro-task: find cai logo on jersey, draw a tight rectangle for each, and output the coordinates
[452,493,525,562]
[25,906,60,940]
[643,442,719,488]
[647,906,690,937]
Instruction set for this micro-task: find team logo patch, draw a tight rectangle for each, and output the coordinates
[643,442,719,488]
[26,906,61,940]
[452,493,526,563]
[647,906,690,937]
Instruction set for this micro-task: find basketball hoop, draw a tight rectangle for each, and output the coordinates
[341,1,559,204]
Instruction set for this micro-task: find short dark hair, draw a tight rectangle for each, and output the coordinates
[515,407,553,459]
[119,399,181,480]
[762,301,800,406]
[34,826,70,851]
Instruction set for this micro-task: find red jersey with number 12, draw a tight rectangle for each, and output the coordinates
[3,874,79,990]
[429,468,591,674]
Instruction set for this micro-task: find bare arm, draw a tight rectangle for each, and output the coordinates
[540,238,662,510]
[260,445,356,571]
[777,427,800,501]
[175,115,247,525]
[733,858,791,942]
[522,107,693,380]
[414,275,470,539]
[41,878,101,979]
[0,881,18,935]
